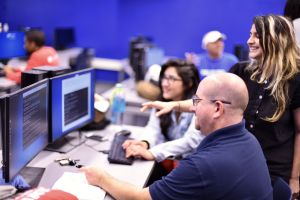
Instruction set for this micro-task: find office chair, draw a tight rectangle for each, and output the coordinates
[69,48,94,71]
[273,177,292,200]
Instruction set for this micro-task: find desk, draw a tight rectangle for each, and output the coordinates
[0,77,18,94]
[28,124,154,200]
[101,78,151,126]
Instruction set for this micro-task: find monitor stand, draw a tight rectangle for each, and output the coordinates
[45,131,86,153]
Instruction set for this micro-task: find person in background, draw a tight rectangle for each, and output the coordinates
[284,0,300,47]
[185,30,238,79]
[81,72,273,200]
[142,15,300,199]
[123,59,202,168]
[4,30,60,84]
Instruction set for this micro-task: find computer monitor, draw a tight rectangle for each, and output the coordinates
[54,28,75,50]
[0,79,49,183]
[0,31,26,60]
[47,68,95,153]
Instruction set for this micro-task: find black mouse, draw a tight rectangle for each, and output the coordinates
[116,129,131,136]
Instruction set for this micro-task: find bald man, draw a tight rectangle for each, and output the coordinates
[81,73,272,200]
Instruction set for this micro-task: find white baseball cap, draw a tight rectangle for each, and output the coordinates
[202,31,227,49]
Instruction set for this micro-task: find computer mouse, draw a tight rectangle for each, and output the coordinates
[117,129,131,136]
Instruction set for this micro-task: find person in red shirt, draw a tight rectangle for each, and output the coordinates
[4,30,60,84]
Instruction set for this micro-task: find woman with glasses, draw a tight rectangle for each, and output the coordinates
[141,15,300,198]
[123,59,202,167]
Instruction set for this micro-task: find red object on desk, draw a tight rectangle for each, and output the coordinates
[14,187,78,200]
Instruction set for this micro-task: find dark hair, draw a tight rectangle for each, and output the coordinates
[284,0,300,21]
[158,59,200,139]
[25,30,45,47]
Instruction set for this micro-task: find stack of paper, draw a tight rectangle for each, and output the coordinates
[52,172,106,200]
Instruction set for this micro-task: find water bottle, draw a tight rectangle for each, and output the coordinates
[110,83,126,127]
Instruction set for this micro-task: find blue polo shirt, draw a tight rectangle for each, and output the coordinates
[149,121,272,200]
[197,52,238,79]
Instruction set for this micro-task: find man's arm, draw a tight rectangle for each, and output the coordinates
[80,166,152,200]
[290,108,300,198]
[140,99,193,117]
[3,66,22,84]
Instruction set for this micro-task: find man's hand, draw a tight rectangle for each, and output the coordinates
[140,101,178,117]
[289,177,299,199]
[125,144,155,160]
[3,66,14,74]
[80,166,107,187]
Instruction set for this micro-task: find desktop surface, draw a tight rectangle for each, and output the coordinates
[27,124,154,200]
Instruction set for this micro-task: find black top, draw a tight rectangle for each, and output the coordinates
[230,61,300,182]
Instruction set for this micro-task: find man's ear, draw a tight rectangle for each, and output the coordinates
[212,101,224,118]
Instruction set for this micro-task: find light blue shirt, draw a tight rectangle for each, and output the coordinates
[197,52,238,79]
[139,109,204,162]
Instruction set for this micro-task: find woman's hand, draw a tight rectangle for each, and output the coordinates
[289,177,299,199]
[122,139,148,149]
[125,144,155,160]
[140,101,178,117]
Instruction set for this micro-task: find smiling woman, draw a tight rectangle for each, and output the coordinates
[247,25,263,60]
[230,15,300,198]
[122,59,202,165]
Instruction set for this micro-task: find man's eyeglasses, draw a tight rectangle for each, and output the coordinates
[161,75,182,84]
[192,95,232,106]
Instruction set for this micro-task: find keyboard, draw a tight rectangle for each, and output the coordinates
[108,131,134,165]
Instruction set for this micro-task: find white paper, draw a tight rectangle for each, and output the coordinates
[52,172,106,200]
[95,100,110,113]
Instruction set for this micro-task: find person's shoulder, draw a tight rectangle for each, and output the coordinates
[223,52,239,62]
[289,71,300,87]
[229,61,249,74]
[43,46,58,52]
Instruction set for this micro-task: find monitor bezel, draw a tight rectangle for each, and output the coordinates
[1,79,49,182]
[49,68,95,143]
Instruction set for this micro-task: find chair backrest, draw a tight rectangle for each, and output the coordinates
[273,177,292,200]
[69,48,94,71]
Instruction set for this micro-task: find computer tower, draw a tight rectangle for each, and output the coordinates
[33,66,71,77]
[21,66,71,88]
[21,70,48,88]
[129,36,164,82]
[130,44,148,81]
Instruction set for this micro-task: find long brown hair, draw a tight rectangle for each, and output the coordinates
[247,15,300,122]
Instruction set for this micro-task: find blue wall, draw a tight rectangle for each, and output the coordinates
[1,0,286,59]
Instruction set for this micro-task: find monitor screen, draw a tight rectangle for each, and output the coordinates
[1,79,49,182]
[0,31,26,59]
[54,28,75,50]
[50,68,95,143]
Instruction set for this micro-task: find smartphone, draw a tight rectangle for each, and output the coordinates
[85,134,103,142]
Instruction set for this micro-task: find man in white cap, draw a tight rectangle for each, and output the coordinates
[186,30,238,79]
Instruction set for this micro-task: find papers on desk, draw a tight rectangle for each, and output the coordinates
[52,172,106,200]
